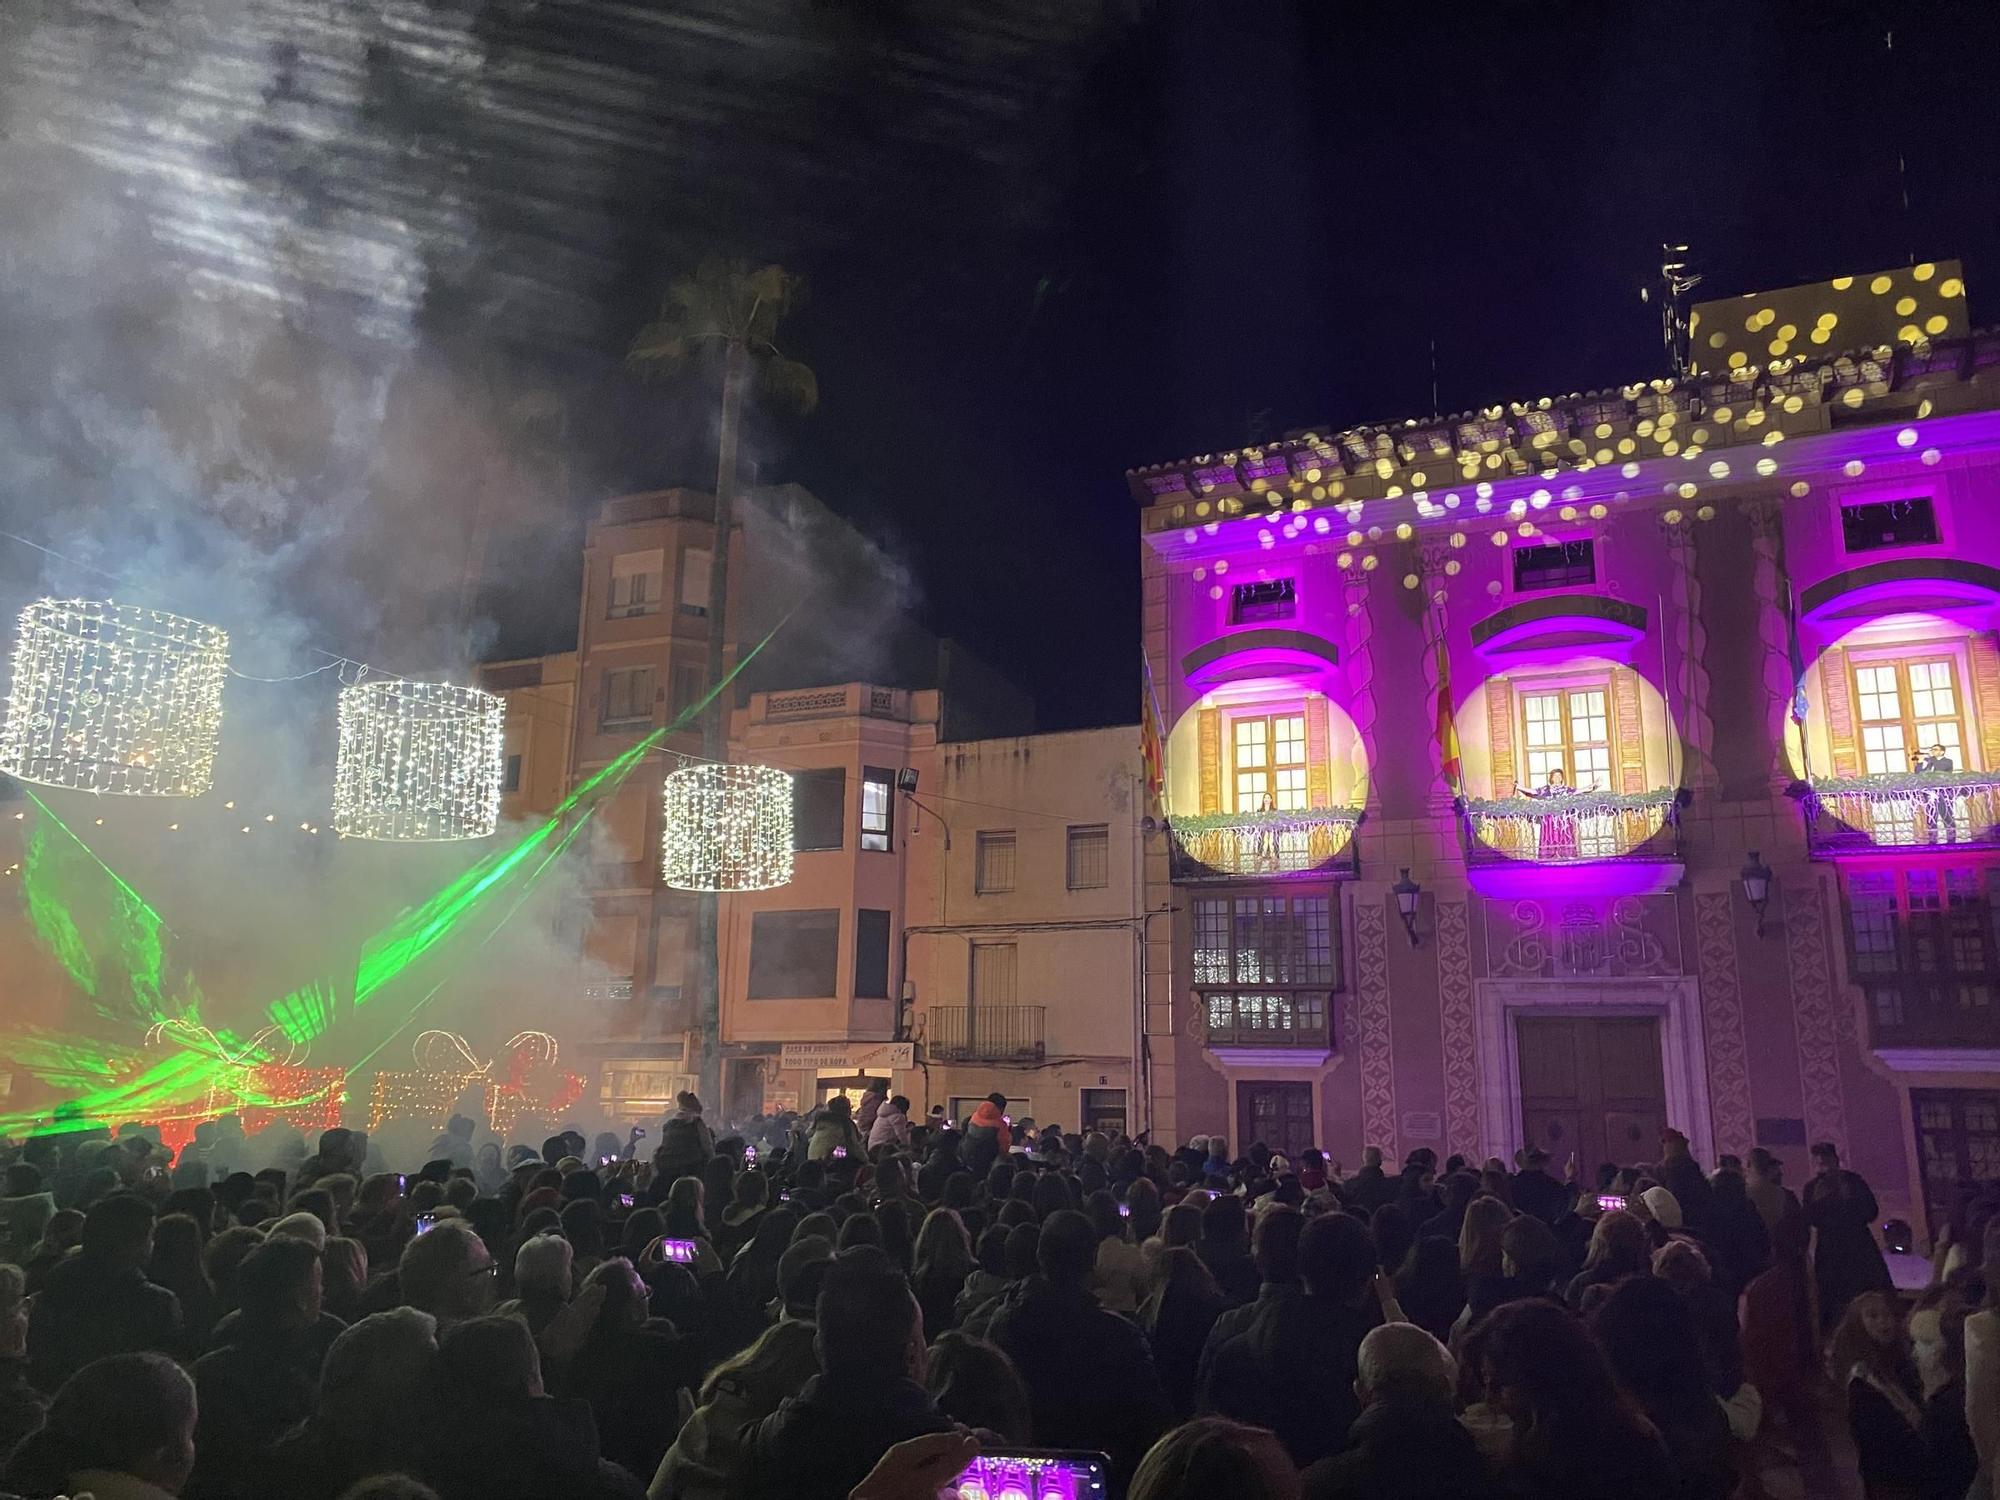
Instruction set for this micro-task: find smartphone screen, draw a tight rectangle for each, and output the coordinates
[1116,1201,1132,1219]
[618,1192,635,1209]
[395,1174,406,1193]
[953,1449,1107,1500]
[658,1238,699,1264]
[1596,1193,1627,1213]
[743,1146,758,1165]
[832,1146,848,1160]
[412,1212,438,1236]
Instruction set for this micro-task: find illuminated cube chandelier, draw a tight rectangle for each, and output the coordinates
[0,598,229,796]
[661,763,794,891]
[333,677,505,840]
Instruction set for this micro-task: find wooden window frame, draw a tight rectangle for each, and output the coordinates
[1228,710,1309,813]
[1516,675,1616,794]
[1849,651,1975,776]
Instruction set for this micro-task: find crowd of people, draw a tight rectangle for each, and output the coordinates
[0,1083,1986,1500]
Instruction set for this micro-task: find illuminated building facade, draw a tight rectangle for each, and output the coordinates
[1136,263,1999,1236]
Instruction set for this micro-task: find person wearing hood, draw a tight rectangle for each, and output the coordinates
[855,1080,890,1139]
[654,1093,715,1185]
[28,1192,183,1393]
[805,1097,865,1164]
[867,1094,913,1152]
[962,1094,1013,1179]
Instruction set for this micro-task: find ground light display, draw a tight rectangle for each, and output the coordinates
[0,617,789,1139]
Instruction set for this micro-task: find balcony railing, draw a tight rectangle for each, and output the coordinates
[1167,807,1363,882]
[1864,976,2000,1049]
[1795,772,2000,855]
[926,1006,1046,1063]
[1457,788,1687,867]
[1202,993,1332,1049]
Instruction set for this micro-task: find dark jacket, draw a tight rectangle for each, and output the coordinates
[1656,1152,1714,1232]
[962,1103,1012,1179]
[560,1320,701,1479]
[0,1360,45,1464]
[1917,1378,1979,1500]
[26,1253,182,1391]
[1509,1168,1570,1226]
[990,1279,1170,1492]
[1195,1239,1261,1304]
[917,1141,963,1201]
[1302,1398,1501,1500]
[741,1374,954,1500]
[189,1317,345,1500]
[1193,1281,1302,1409]
[420,1393,645,1500]
[1343,1165,1394,1213]
[1201,1290,1380,1469]
[1147,1278,1229,1422]
[1804,1169,1893,1328]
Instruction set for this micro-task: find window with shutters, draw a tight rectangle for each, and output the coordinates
[748,909,840,998]
[599,666,656,729]
[609,550,664,618]
[1842,863,2000,1046]
[1192,891,1339,1047]
[679,547,712,616]
[1066,824,1109,889]
[793,769,847,852]
[1517,680,1616,821]
[1231,713,1308,812]
[1852,655,1970,778]
[976,831,1016,894]
[854,909,891,998]
[971,941,1018,1008]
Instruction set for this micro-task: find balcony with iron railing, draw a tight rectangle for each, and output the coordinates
[1202,993,1332,1050]
[1794,772,2000,856]
[925,1006,1046,1063]
[1457,788,1688,867]
[1167,808,1363,883]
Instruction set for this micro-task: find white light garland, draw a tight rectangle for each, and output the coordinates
[661,763,794,891]
[0,598,229,796]
[333,677,505,841]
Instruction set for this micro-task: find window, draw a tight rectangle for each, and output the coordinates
[1193,892,1339,1046]
[1512,539,1596,592]
[976,831,1016,893]
[1853,656,1967,777]
[793,769,847,852]
[502,753,522,793]
[608,550,664,618]
[1843,864,2000,1045]
[1842,497,1940,553]
[1067,824,1110,889]
[861,768,894,852]
[599,666,656,729]
[747,909,840,998]
[854,909,891,998]
[1520,686,1611,793]
[1231,578,1296,624]
[971,942,1018,1007]
[679,548,712,615]
[671,663,707,720]
[1231,713,1307,812]
[1914,1089,2000,1234]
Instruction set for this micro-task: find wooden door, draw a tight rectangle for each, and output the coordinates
[1517,1016,1666,1178]
[1239,1081,1316,1159]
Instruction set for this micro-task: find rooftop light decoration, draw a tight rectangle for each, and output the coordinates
[661,762,794,891]
[333,678,505,841]
[1,598,229,796]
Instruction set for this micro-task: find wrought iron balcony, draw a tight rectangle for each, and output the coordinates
[1167,807,1363,883]
[1202,993,1331,1049]
[926,1006,1046,1063]
[1457,787,1688,867]
[1794,772,2000,856]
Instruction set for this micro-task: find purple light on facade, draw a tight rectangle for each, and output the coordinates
[1241,454,1289,484]
[1142,472,1188,496]
[1467,856,1682,900]
[1190,463,1237,491]
[953,1454,1102,1500]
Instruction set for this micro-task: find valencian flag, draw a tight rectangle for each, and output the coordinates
[1434,629,1461,795]
[1141,654,1167,805]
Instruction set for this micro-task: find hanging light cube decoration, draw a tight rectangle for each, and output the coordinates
[333,677,505,840]
[662,763,794,891]
[1,598,229,796]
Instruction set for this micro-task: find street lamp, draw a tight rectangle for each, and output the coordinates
[1740,850,1775,937]
[1392,867,1422,948]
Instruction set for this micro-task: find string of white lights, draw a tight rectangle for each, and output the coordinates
[333,677,507,841]
[661,763,793,891]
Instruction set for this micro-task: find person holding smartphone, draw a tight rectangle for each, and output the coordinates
[805,1096,865,1164]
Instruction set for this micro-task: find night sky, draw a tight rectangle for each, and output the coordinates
[7,1,2000,731]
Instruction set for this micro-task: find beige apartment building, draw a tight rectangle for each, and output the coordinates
[482,485,1139,1132]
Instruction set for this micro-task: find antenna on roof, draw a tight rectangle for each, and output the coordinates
[1640,245,1703,377]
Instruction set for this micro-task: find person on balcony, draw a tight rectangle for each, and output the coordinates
[1913,744,1961,841]
[1531,768,1574,797]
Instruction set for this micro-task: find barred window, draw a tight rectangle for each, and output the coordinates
[1066,825,1109,889]
[976,831,1017,894]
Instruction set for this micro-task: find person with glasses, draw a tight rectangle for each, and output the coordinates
[397,1220,497,1333]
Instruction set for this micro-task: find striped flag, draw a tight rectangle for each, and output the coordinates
[1435,629,1461,795]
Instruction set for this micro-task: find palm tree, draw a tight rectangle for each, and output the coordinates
[628,258,817,1102]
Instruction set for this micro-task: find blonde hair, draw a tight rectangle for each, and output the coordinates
[1458,1195,1512,1276]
